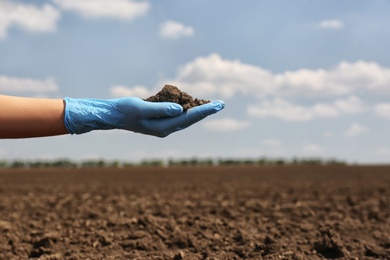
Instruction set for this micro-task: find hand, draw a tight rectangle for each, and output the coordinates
[115,97,225,137]
[64,97,225,137]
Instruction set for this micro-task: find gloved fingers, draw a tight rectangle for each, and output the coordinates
[144,100,225,137]
[116,97,184,118]
[140,100,184,118]
[181,100,225,127]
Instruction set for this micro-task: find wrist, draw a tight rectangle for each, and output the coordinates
[64,98,122,134]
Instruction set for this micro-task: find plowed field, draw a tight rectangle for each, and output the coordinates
[0,166,389,259]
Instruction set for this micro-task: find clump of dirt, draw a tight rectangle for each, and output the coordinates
[313,226,350,259]
[144,85,210,111]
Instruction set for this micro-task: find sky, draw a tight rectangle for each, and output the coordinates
[1,0,390,164]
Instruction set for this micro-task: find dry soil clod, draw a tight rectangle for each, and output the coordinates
[144,85,210,111]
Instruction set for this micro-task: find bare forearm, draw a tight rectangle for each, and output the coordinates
[0,94,225,139]
[0,95,69,138]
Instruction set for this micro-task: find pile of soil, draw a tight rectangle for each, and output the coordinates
[0,166,389,259]
[144,85,210,111]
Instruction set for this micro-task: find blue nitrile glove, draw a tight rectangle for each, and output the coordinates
[63,97,224,137]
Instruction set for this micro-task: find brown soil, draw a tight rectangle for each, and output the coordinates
[0,166,389,259]
[144,85,210,111]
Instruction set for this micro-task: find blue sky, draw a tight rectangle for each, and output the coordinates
[1,0,390,164]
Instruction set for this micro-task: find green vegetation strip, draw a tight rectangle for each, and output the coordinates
[0,157,346,169]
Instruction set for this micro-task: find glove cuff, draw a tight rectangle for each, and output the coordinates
[64,98,122,134]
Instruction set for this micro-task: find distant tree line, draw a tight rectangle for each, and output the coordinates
[0,157,346,169]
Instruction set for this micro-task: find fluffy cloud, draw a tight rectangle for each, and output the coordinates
[168,53,273,99]
[118,54,390,121]
[319,19,344,29]
[0,75,59,93]
[274,61,390,97]
[53,0,150,20]
[247,96,364,121]
[167,54,390,99]
[374,103,390,120]
[202,118,251,132]
[110,85,152,98]
[160,21,194,39]
[0,1,60,39]
[345,123,369,137]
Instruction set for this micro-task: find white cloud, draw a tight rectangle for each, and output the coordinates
[333,96,364,113]
[0,75,59,93]
[160,21,194,39]
[374,103,390,119]
[110,85,152,98]
[273,61,390,97]
[202,118,251,132]
[319,19,344,29]
[166,54,390,100]
[345,123,369,137]
[247,96,363,121]
[0,1,60,39]
[168,53,273,99]
[162,54,390,121]
[53,0,150,20]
